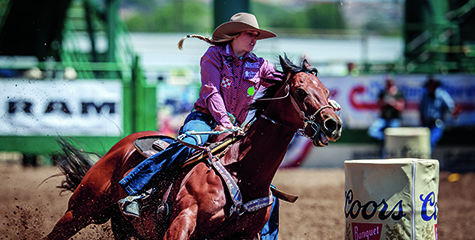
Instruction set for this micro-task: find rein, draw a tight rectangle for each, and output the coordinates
[176,129,273,217]
[256,73,333,140]
[261,104,332,140]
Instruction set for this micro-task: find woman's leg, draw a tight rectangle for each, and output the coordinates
[119,112,215,195]
[119,143,192,195]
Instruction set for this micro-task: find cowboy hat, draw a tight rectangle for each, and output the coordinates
[212,13,276,41]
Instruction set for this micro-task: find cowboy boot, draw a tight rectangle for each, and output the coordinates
[118,188,157,218]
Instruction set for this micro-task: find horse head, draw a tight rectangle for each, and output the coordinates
[270,55,342,147]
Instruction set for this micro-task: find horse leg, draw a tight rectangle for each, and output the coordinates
[43,209,91,240]
[164,201,198,240]
[45,193,123,240]
[111,214,131,240]
[110,212,134,240]
[45,170,126,239]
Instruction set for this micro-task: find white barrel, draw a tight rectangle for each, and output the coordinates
[384,127,431,159]
[344,159,439,240]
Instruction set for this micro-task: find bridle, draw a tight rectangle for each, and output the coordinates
[256,73,334,141]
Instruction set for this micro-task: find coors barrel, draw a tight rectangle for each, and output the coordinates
[384,127,431,159]
[344,159,439,240]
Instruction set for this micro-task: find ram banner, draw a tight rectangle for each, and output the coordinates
[1,79,123,136]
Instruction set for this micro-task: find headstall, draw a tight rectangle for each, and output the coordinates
[257,72,334,141]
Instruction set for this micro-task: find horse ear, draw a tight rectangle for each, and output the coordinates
[302,58,312,70]
[279,55,291,73]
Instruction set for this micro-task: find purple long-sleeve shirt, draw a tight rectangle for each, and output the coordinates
[194,44,282,127]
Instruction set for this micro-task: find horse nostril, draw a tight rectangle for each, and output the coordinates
[324,118,338,134]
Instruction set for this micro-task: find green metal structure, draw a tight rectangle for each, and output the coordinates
[0,0,472,162]
[214,0,249,29]
[0,0,156,158]
[405,0,475,73]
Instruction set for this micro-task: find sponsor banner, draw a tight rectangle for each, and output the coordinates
[1,79,123,136]
[345,159,439,240]
[321,75,475,129]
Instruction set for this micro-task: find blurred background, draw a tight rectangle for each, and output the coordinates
[0,0,474,171]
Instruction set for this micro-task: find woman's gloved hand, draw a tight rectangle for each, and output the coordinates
[214,125,241,142]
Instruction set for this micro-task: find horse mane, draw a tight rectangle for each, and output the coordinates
[248,55,318,120]
[247,77,283,120]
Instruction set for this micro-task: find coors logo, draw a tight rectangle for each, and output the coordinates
[345,189,406,221]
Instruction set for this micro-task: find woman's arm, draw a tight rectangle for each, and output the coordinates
[259,59,284,88]
[199,47,233,128]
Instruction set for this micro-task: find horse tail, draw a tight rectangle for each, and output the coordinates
[55,137,101,194]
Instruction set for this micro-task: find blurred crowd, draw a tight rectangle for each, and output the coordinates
[367,74,462,157]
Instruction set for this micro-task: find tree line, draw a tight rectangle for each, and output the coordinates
[123,0,346,34]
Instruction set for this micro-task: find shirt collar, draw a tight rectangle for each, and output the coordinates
[223,44,257,62]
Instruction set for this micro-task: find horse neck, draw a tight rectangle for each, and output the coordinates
[229,100,299,199]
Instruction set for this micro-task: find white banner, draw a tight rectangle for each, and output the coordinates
[321,74,475,129]
[1,79,123,136]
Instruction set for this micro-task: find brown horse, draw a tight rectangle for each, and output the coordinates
[44,56,342,240]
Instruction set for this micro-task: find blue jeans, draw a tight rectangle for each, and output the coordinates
[119,111,216,195]
[367,117,402,141]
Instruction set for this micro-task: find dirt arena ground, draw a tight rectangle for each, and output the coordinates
[1,162,474,240]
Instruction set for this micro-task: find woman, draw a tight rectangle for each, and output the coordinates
[119,12,282,239]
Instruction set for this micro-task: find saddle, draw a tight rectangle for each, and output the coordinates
[124,134,299,237]
[133,135,299,201]
[133,134,240,168]
[133,135,175,158]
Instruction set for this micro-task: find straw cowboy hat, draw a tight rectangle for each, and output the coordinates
[212,12,276,41]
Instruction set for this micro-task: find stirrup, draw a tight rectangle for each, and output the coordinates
[118,195,143,218]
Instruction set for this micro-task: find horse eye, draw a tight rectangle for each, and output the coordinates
[296,89,307,97]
